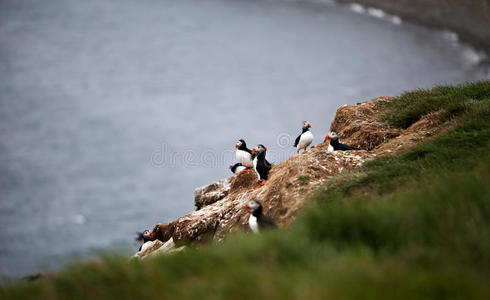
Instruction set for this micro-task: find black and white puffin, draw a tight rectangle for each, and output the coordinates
[243,199,277,233]
[230,162,247,175]
[324,132,359,151]
[294,121,314,154]
[135,230,154,252]
[235,139,254,171]
[251,144,271,186]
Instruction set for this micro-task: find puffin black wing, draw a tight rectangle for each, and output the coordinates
[336,143,360,151]
[256,159,272,180]
[135,232,144,242]
[230,163,244,173]
[294,134,301,147]
[135,232,145,251]
[264,159,272,169]
[330,138,360,151]
[257,214,277,229]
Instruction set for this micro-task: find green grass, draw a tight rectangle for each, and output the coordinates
[380,81,489,128]
[325,81,490,196]
[1,82,490,299]
[297,175,311,185]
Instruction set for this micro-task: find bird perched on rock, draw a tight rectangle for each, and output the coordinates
[243,199,277,233]
[294,121,314,154]
[324,132,359,151]
[251,144,271,186]
[235,139,254,172]
[230,162,247,175]
[135,230,154,252]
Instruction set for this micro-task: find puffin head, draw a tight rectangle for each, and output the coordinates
[135,230,154,242]
[143,230,153,239]
[302,121,312,130]
[251,144,267,154]
[235,139,246,149]
[243,199,262,213]
[324,132,338,142]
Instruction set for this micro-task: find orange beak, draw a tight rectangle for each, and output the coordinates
[251,148,256,154]
[150,232,155,238]
[324,134,329,142]
[243,203,249,210]
[308,124,311,128]
[265,146,268,151]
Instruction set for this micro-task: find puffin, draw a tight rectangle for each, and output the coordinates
[251,144,271,186]
[324,132,360,151]
[230,162,247,175]
[294,121,314,154]
[243,199,277,233]
[235,139,254,171]
[135,230,154,252]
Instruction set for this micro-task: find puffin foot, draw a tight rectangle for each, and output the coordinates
[253,180,266,190]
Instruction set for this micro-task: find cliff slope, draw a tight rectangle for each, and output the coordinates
[135,95,451,258]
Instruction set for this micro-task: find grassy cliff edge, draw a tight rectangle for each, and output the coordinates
[1,81,489,299]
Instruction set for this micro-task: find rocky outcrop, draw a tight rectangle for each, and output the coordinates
[330,97,400,150]
[194,177,231,210]
[132,238,185,259]
[134,96,450,258]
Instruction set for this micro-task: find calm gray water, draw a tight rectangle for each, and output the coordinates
[0,0,487,279]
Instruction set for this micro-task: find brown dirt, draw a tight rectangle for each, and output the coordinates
[330,97,401,150]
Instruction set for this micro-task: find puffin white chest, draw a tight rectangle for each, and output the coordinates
[234,165,247,174]
[140,241,153,252]
[298,131,314,150]
[248,214,259,233]
[327,144,334,152]
[236,150,253,167]
[253,157,261,179]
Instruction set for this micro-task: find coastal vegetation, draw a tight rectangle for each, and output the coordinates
[1,81,489,299]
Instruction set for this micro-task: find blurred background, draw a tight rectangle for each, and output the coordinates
[0,0,488,279]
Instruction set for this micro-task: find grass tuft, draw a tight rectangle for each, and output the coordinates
[297,175,311,185]
[381,81,489,128]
